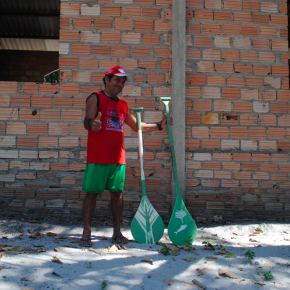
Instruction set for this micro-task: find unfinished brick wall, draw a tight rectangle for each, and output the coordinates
[0,50,59,82]
[185,0,290,222]
[0,0,173,221]
[0,0,289,223]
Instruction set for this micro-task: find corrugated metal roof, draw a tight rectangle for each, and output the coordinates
[0,16,59,38]
[0,0,60,39]
[0,0,60,15]
[0,38,59,51]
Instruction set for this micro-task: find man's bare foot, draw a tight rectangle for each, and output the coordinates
[79,237,92,247]
[80,228,92,246]
[112,234,129,244]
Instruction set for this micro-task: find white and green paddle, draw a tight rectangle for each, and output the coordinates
[161,97,197,246]
[130,108,164,244]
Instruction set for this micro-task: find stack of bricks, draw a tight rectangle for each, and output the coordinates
[186,0,290,222]
[0,0,289,222]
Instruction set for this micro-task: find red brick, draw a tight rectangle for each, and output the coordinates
[195,10,213,21]
[202,23,220,34]
[194,35,212,47]
[188,74,206,86]
[214,11,232,22]
[222,50,239,61]
[142,7,162,18]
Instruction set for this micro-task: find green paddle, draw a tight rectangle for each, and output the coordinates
[130,108,164,244]
[161,97,197,246]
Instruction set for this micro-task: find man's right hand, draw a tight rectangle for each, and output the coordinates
[92,112,102,131]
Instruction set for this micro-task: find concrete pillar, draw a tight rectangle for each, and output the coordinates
[171,0,186,204]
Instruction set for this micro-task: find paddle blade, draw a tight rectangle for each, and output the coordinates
[131,196,164,244]
[168,196,197,246]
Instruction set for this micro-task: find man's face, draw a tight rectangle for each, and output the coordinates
[106,75,126,96]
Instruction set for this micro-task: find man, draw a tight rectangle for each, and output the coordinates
[80,66,173,246]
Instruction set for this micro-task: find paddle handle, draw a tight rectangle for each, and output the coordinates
[162,100,181,198]
[132,108,147,197]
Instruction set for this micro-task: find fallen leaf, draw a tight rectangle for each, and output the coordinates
[192,279,206,289]
[116,245,122,251]
[6,251,21,255]
[54,248,61,252]
[253,231,261,235]
[167,245,180,256]
[249,238,260,243]
[63,245,77,249]
[88,248,104,255]
[259,265,272,269]
[47,232,56,236]
[52,272,62,278]
[236,278,245,282]
[20,277,30,281]
[0,252,4,258]
[249,234,257,236]
[239,268,244,271]
[164,278,174,285]
[108,245,119,252]
[122,245,128,250]
[37,247,47,253]
[215,250,229,255]
[101,237,107,240]
[232,232,240,236]
[183,283,196,288]
[202,268,211,275]
[21,287,35,290]
[52,255,63,264]
[205,261,216,265]
[206,255,217,259]
[254,245,262,248]
[172,258,176,261]
[141,258,153,265]
[284,238,290,241]
[182,257,196,262]
[165,236,170,240]
[54,236,66,240]
[253,281,265,285]
[218,268,237,279]
[239,242,247,248]
[123,254,135,258]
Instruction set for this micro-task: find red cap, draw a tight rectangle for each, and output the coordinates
[105,66,132,82]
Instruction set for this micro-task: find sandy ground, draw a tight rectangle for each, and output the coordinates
[0,218,289,290]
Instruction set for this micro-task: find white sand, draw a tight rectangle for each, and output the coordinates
[0,219,289,290]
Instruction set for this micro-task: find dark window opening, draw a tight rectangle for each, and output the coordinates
[0,0,60,83]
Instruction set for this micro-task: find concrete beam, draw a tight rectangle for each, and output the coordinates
[171,0,186,203]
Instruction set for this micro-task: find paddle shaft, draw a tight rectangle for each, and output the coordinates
[134,109,146,197]
[163,102,181,198]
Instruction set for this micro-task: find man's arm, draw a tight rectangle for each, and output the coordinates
[125,107,172,133]
[84,93,102,132]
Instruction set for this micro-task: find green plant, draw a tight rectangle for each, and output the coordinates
[263,271,274,281]
[102,280,108,289]
[202,241,215,250]
[255,224,263,233]
[244,249,256,265]
[218,244,225,250]
[87,262,92,268]
[183,236,194,251]
[52,256,57,261]
[160,244,171,256]
[224,253,236,258]
[256,269,262,275]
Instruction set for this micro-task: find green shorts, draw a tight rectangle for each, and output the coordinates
[82,163,126,193]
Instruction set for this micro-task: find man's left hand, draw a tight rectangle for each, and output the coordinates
[161,114,173,129]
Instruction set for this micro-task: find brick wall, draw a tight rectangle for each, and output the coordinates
[185,0,290,222]
[0,50,59,82]
[0,0,173,221]
[0,0,289,222]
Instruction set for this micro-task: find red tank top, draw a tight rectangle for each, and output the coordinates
[86,91,128,165]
